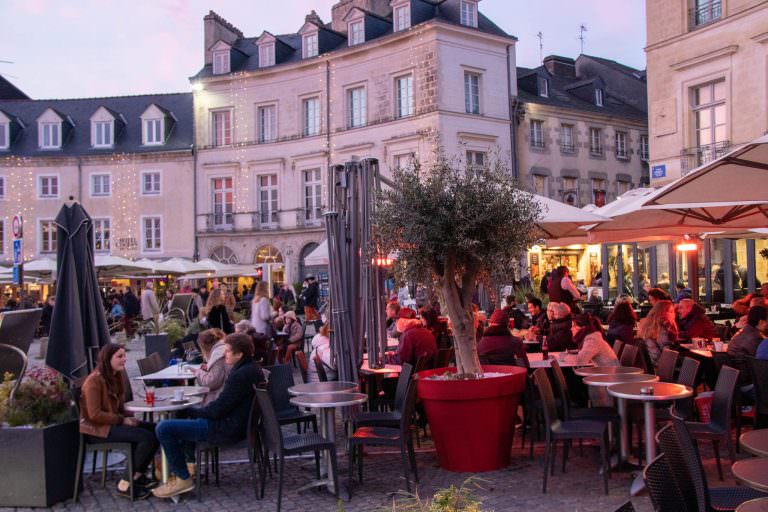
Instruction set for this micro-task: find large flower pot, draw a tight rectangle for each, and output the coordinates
[417,365,527,472]
[0,420,79,507]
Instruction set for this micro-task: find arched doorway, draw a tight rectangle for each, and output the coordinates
[254,244,285,291]
[298,242,319,281]
[209,245,239,264]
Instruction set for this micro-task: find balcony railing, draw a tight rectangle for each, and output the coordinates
[680,140,730,175]
[197,209,325,234]
[297,207,324,228]
[690,0,721,28]
[560,143,575,154]
[531,139,545,149]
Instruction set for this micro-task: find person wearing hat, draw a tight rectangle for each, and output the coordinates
[280,310,304,363]
[396,307,437,366]
[478,309,526,365]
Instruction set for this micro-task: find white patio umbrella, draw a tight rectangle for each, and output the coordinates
[532,193,612,239]
[304,240,329,266]
[22,258,58,278]
[153,257,206,276]
[94,255,155,276]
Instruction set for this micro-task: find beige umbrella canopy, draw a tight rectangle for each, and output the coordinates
[94,255,155,276]
[532,193,612,239]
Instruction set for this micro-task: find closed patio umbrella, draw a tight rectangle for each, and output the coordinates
[46,203,111,380]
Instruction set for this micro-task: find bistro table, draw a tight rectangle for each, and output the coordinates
[359,358,402,411]
[732,459,768,493]
[608,382,693,495]
[134,363,201,382]
[288,381,358,396]
[741,430,768,458]
[575,366,644,377]
[125,395,204,495]
[289,392,368,498]
[141,385,209,399]
[583,373,659,388]
[736,497,768,512]
[528,352,594,369]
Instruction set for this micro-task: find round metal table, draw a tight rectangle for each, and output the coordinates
[288,381,358,396]
[141,386,209,400]
[732,459,768,493]
[736,498,768,512]
[608,382,692,496]
[289,392,368,498]
[741,430,768,458]
[574,366,644,377]
[583,373,659,387]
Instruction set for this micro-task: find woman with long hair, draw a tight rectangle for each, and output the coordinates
[250,281,272,338]
[192,329,230,403]
[563,313,618,405]
[204,288,233,334]
[79,343,158,499]
[638,300,678,366]
[606,301,638,346]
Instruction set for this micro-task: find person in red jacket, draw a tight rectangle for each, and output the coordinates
[676,298,717,340]
[396,308,437,366]
[478,309,526,364]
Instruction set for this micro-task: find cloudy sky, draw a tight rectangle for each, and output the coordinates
[0,0,646,99]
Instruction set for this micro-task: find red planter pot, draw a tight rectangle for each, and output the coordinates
[417,365,527,472]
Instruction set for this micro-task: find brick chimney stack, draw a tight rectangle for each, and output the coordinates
[330,0,391,33]
[305,10,324,26]
[543,55,576,78]
[203,11,243,65]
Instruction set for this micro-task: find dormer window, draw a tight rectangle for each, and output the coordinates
[303,33,319,58]
[460,0,478,28]
[349,21,364,45]
[0,122,8,150]
[144,118,164,145]
[212,50,230,75]
[39,122,61,149]
[92,121,113,148]
[595,88,604,107]
[259,43,275,68]
[538,77,549,98]
[394,4,411,31]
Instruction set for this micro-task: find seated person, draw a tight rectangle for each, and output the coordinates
[80,343,158,499]
[729,305,768,387]
[524,296,549,340]
[385,301,401,339]
[309,323,337,381]
[153,334,264,499]
[109,298,125,322]
[192,329,230,404]
[478,309,525,365]
[235,320,271,363]
[396,307,437,367]
[647,288,672,307]
[638,300,678,366]
[734,295,766,329]
[606,301,637,347]
[676,298,717,340]
[546,301,576,352]
[502,295,527,330]
[280,311,304,363]
[563,313,618,406]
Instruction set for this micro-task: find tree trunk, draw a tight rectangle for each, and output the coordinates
[440,280,482,376]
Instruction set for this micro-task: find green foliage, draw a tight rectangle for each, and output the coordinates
[0,372,14,423]
[336,479,489,511]
[2,368,74,428]
[159,318,186,347]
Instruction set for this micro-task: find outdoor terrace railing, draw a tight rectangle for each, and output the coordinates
[680,140,730,175]
[689,0,722,29]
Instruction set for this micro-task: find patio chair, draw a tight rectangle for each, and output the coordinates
[657,419,767,512]
[353,363,413,429]
[643,454,689,512]
[348,380,419,494]
[0,343,27,399]
[656,348,679,382]
[612,339,625,358]
[685,365,739,481]
[619,344,640,367]
[533,369,610,494]
[313,354,329,382]
[295,351,309,383]
[264,364,317,434]
[748,356,768,429]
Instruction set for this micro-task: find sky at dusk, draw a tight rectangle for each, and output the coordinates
[0,0,647,99]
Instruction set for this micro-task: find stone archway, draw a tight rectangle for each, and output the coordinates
[298,242,319,281]
[209,245,239,264]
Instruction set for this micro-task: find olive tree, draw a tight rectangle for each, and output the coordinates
[377,154,542,375]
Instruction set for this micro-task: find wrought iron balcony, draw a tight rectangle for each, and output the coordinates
[690,0,721,29]
[680,141,730,175]
[296,207,324,228]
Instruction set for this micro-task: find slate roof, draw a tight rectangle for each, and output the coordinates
[0,75,29,100]
[0,92,193,157]
[193,0,514,79]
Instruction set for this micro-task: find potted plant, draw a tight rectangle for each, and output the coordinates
[378,154,541,472]
[0,367,78,507]
[144,318,185,363]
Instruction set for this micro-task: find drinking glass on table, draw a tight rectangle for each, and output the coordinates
[145,386,156,406]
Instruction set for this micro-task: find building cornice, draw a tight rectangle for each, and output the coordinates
[752,31,768,44]
[519,101,647,129]
[669,45,739,71]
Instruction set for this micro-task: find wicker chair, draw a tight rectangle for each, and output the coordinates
[644,454,690,512]
[620,344,640,367]
[264,364,317,434]
[656,348,679,383]
[748,356,768,429]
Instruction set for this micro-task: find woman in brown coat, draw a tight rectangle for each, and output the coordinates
[80,343,158,498]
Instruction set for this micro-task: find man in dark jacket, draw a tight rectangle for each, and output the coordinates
[524,296,549,341]
[302,276,320,321]
[478,309,526,364]
[123,288,140,338]
[502,295,527,330]
[729,306,768,388]
[676,299,718,340]
[153,333,264,498]
[396,308,437,366]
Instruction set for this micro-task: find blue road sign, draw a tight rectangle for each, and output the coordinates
[12,239,22,266]
[12,266,19,285]
[651,164,667,179]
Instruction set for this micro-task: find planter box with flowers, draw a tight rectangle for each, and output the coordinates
[0,367,78,507]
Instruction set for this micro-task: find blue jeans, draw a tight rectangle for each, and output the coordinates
[155,418,209,480]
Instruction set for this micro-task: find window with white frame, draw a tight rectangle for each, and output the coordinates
[39,175,59,198]
[211,110,232,146]
[590,127,603,155]
[466,151,486,171]
[91,174,111,197]
[93,218,110,252]
[142,217,161,252]
[394,5,411,31]
[395,75,414,118]
[349,21,364,45]
[460,0,478,27]
[259,43,275,67]
[92,120,112,147]
[464,72,480,114]
[538,77,549,98]
[393,153,414,170]
[530,120,545,148]
[615,131,628,159]
[212,50,230,75]
[0,176,5,199]
[595,88,604,107]
[258,105,277,143]
[692,80,727,150]
[143,118,164,145]
[303,33,319,58]
[592,178,607,207]
[259,175,279,227]
[347,87,366,128]
[39,122,61,149]
[141,171,161,195]
[532,174,549,196]
[40,220,57,253]
[0,122,10,150]
[617,180,632,196]
[303,168,322,226]
[212,177,234,227]
[560,124,574,153]
[640,134,649,160]
[303,97,321,136]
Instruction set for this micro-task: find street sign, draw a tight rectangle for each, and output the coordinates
[12,266,19,285]
[12,215,22,239]
[12,239,22,266]
[651,164,667,179]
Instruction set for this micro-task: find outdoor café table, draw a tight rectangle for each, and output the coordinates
[741,429,768,457]
[288,381,358,396]
[134,363,201,382]
[583,373,659,388]
[124,395,204,488]
[289,392,368,498]
[736,497,768,512]
[574,366,644,377]
[732,459,768,493]
[528,352,594,369]
[149,385,209,399]
[359,358,402,411]
[608,382,693,495]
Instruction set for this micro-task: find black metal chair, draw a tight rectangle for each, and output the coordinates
[295,351,309,384]
[313,354,329,382]
[685,365,738,481]
[354,363,413,429]
[255,388,338,512]
[644,454,690,512]
[620,344,640,367]
[532,369,610,494]
[348,379,419,494]
[656,348,679,383]
[612,339,625,358]
[748,356,768,429]
[264,364,317,434]
[137,352,165,386]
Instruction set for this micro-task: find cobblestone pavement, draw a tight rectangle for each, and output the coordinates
[6,337,740,511]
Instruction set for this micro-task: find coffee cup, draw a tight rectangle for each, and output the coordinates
[173,389,185,402]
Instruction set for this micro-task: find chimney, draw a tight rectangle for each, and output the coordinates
[543,55,576,78]
[331,0,391,33]
[204,11,243,65]
[305,10,324,26]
